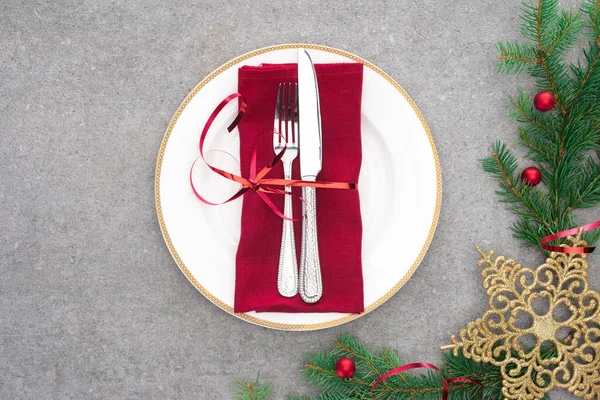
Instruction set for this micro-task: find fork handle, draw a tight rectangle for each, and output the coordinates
[277,161,298,297]
[300,185,322,303]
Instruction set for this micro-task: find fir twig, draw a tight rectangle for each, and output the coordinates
[233,373,272,400]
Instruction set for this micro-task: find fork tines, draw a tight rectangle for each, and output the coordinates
[273,82,298,153]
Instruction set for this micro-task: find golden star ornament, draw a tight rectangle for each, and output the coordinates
[441,234,600,399]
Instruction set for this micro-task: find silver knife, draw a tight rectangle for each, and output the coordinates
[298,49,323,303]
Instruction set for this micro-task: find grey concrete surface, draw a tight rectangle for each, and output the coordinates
[1,0,592,398]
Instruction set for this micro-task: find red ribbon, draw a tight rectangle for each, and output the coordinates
[370,362,483,400]
[189,93,356,219]
[540,219,600,253]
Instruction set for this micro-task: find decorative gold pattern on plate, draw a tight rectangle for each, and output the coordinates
[155,44,442,330]
[442,234,600,399]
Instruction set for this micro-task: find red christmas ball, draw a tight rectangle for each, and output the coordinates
[335,357,356,379]
[534,91,555,112]
[521,167,542,186]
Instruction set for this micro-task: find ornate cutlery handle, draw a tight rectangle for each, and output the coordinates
[300,185,322,303]
[277,161,298,297]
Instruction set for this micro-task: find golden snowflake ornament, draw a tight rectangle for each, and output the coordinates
[441,235,600,399]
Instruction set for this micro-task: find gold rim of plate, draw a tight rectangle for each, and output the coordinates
[155,43,442,330]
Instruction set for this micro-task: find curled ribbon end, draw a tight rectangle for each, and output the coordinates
[227,99,247,133]
[540,220,600,254]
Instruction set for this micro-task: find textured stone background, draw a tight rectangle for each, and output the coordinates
[1,0,592,398]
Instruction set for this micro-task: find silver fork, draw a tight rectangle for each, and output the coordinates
[274,82,299,297]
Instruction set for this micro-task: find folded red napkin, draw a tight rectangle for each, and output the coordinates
[234,62,364,313]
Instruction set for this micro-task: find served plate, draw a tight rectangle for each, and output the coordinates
[156,44,441,330]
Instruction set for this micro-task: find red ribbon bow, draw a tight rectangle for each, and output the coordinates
[189,93,356,219]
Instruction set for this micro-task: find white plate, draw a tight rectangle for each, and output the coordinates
[156,44,441,330]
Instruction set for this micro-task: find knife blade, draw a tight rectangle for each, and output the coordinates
[298,48,323,303]
[298,49,322,180]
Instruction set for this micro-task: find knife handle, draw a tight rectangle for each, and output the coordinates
[277,161,298,297]
[300,186,322,303]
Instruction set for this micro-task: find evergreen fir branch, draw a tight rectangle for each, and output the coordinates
[533,50,571,113]
[518,126,554,163]
[513,1,584,110]
[508,90,560,141]
[233,374,272,400]
[561,103,600,151]
[302,354,370,397]
[581,0,600,36]
[570,42,600,107]
[520,0,559,48]
[546,10,583,56]
[566,156,600,209]
[481,142,553,230]
[381,347,402,370]
[333,333,384,377]
[443,352,503,400]
[537,0,560,50]
[522,0,573,112]
[496,41,539,74]
[582,225,600,245]
[482,140,580,245]
[511,217,546,247]
[553,113,600,207]
[562,2,600,107]
[490,0,600,249]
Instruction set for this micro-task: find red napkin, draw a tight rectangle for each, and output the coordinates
[234,63,364,313]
